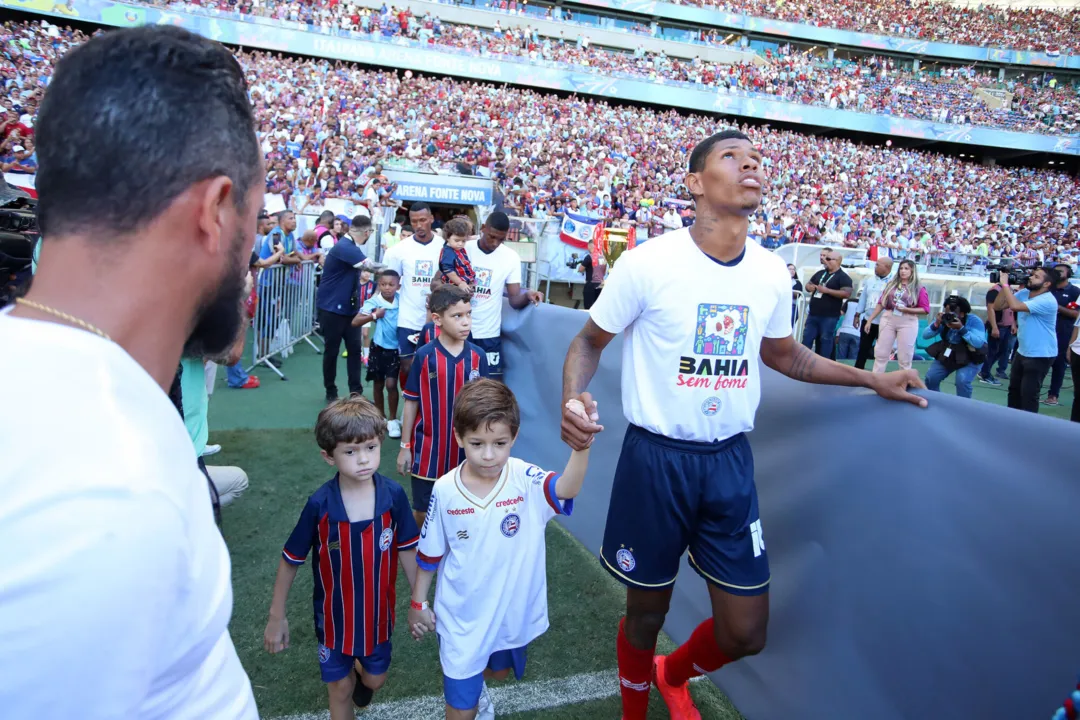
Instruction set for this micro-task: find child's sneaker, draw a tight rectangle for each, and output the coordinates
[388,419,402,439]
[477,682,495,719]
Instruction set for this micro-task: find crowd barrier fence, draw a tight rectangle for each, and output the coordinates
[248,260,322,380]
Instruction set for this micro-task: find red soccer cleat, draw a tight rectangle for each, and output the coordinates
[653,655,702,720]
[240,376,260,389]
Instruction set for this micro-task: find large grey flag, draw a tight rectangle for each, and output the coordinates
[501,300,1080,720]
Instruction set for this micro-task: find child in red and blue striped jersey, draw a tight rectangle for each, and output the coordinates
[263,396,420,718]
[397,284,491,531]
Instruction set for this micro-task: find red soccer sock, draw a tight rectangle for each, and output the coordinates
[663,618,732,687]
[617,617,655,720]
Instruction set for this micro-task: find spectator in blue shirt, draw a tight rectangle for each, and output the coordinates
[993,267,1059,414]
[922,296,986,399]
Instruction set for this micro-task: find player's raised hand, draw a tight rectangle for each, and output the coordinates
[263,616,290,654]
[868,369,929,408]
[561,391,603,450]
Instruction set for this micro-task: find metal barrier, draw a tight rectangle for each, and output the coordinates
[248,260,322,380]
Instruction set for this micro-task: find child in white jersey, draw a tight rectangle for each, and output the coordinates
[408,380,595,720]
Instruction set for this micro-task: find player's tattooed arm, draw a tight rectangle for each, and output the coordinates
[761,335,928,407]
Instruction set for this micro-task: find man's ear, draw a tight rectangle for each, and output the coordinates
[684,171,703,198]
[196,175,236,257]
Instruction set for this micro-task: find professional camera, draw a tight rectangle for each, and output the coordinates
[0,193,39,306]
[565,252,583,269]
[988,261,1035,286]
[941,311,958,326]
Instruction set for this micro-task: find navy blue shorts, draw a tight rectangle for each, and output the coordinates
[600,425,769,596]
[397,327,421,358]
[317,640,392,683]
[471,336,503,376]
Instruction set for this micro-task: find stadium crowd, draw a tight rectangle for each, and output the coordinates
[156,0,1080,136]
[2,19,1079,266]
[161,0,1080,55]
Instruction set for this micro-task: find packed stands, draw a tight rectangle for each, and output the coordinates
[153,1,1080,136]
[1,19,1078,265]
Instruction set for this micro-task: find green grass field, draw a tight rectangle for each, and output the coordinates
[209,342,1072,719]
[210,344,743,719]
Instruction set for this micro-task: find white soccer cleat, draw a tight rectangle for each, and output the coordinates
[477,682,495,719]
[387,419,402,439]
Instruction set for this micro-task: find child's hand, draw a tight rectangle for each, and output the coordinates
[408,605,436,640]
[264,616,290,654]
[397,446,412,476]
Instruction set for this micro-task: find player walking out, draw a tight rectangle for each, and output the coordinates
[560,129,928,719]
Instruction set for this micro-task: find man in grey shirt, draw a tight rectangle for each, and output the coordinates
[854,256,894,369]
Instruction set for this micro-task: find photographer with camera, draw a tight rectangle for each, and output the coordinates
[992,266,1059,414]
[922,296,986,398]
[1043,264,1079,408]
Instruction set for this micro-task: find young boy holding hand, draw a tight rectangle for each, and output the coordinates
[397,284,491,530]
[263,396,420,720]
[408,380,595,720]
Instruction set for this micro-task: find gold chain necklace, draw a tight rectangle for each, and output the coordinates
[15,297,112,342]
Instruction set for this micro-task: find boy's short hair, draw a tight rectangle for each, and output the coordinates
[429,284,471,315]
[315,396,388,452]
[444,217,473,238]
[377,268,401,282]
[453,379,520,438]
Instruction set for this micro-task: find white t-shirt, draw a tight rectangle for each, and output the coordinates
[0,310,257,720]
[589,228,792,443]
[418,458,571,679]
[466,239,522,340]
[838,300,860,338]
[384,234,445,330]
[1072,315,1080,354]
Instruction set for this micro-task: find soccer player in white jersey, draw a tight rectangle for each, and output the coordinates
[383,201,445,379]
[560,129,928,720]
[409,380,590,720]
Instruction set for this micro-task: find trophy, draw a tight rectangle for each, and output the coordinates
[594,224,637,269]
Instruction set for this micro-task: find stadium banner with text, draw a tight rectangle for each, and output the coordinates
[382,169,493,206]
[572,0,1080,69]
[502,300,1080,720]
[6,0,1080,157]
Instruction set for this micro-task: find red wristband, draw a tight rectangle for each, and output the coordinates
[410,600,425,611]
[401,441,412,449]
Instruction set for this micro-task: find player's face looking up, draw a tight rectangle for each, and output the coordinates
[322,439,381,483]
[685,138,765,218]
[434,299,472,341]
[455,421,516,481]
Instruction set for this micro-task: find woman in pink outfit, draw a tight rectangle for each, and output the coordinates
[866,260,930,372]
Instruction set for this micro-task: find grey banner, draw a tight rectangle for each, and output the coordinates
[502,300,1080,720]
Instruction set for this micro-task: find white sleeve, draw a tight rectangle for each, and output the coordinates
[764,268,794,339]
[417,485,448,570]
[521,460,572,525]
[383,243,404,276]
[0,492,183,718]
[588,252,645,335]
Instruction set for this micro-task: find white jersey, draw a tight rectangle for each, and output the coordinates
[384,234,445,330]
[417,458,571,679]
[0,309,258,719]
[466,239,522,340]
[589,227,792,443]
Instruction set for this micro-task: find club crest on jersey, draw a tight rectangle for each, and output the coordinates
[318,644,331,664]
[701,396,722,416]
[615,548,636,572]
[412,260,433,285]
[469,368,480,381]
[677,303,751,392]
[501,513,521,538]
[379,527,393,552]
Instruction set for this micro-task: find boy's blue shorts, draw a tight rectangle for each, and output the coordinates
[317,640,391,683]
[599,424,770,596]
[397,327,420,358]
[443,645,527,710]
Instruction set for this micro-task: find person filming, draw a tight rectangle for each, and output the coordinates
[922,295,986,398]
[992,266,1059,413]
